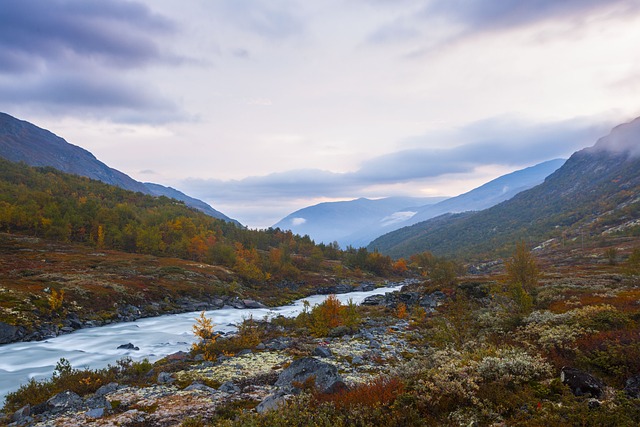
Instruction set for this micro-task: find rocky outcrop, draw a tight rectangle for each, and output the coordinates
[362,290,445,310]
[561,367,605,398]
[0,321,23,344]
[275,357,344,393]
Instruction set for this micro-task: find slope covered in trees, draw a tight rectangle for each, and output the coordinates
[0,158,406,283]
[369,119,640,260]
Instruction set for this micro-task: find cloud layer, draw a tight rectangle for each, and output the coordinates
[181,116,612,226]
[0,0,182,122]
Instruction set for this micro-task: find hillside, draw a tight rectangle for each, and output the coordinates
[0,112,236,224]
[406,158,565,225]
[369,118,640,259]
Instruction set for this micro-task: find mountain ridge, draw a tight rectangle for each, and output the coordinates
[0,112,238,224]
[368,117,640,259]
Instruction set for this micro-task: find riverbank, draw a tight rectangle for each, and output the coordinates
[0,233,413,345]
[0,283,409,406]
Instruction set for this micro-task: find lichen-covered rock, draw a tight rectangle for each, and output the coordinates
[256,390,289,413]
[561,367,604,398]
[47,390,83,414]
[157,372,175,384]
[275,357,343,393]
[219,381,240,394]
[313,346,332,358]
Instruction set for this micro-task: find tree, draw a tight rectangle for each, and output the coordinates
[191,311,220,361]
[505,240,539,293]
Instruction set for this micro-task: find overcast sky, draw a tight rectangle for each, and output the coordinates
[2,0,640,227]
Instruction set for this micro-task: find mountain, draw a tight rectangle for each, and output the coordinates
[405,159,566,225]
[143,182,239,225]
[273,159,563,248]
[368,117,640,259]
[272,197,446,247]
[0,112,237,224]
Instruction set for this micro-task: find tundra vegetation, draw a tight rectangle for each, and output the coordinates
[1,161,640,425]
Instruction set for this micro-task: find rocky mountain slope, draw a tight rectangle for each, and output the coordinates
[0,112,237,224]
[368,117,640,259]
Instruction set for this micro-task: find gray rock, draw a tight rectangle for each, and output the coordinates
[47,390,82,414]
[0,321,22,344]
[256,390,289,413]
[117,343,139,350]
[313,346,333,358]
[185,382,217,393]
[361,294,385,306]
[561,367,604,398]
[275,357,343,393]
[157,372,174,384]
[85,407,105,418]
[264,337,292,350]
[95,382,119,397]
[256,342,266,350]
[624,375,640,398]
[12,405,30,423]
[352,356,364,365]
[243,299,267,309]
[236,349,252,356]
[219,381,240,394]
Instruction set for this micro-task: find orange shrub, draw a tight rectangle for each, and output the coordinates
[315,376,404,410]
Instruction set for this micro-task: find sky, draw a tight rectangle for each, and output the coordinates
[1,0,640,228]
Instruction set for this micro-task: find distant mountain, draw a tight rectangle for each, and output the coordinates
[406,159,566,226]
[0,112,238,224]
[273,159,563,248]
[272,197,446,248]
[368,117,640,259]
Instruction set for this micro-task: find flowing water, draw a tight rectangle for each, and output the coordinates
[0,285,400,405]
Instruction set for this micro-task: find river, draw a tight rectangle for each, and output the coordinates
[0,284,400,405]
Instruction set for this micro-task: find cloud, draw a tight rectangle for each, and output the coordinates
[356,116,611,183]
[0,0,185,123]
[291,217,307,226]
[0,0,177,72]
[423,0,640,33]
[214,0,304,40]
[181,115,613,220]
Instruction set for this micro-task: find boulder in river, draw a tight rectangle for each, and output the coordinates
[117,343,139,350]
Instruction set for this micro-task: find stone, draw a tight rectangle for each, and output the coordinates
[275,357,343,393]
[561,367,604,398]
[624,375,640,398]
[47,390,83,414]
[351,356,364,365]
[313,346,333,358]
[361,294,385,306]
[85,407,105,418]
[219,381,241,394]
[236,349,252,356]
[12,405,30,423]
[157,372,174,384]
[242,299,267,309]
[117,343,139,350]
[185,382,217,393]
[95,383,119,397]
[256,342,266,350]
[0,321,22,344]
[256,390,289,413]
